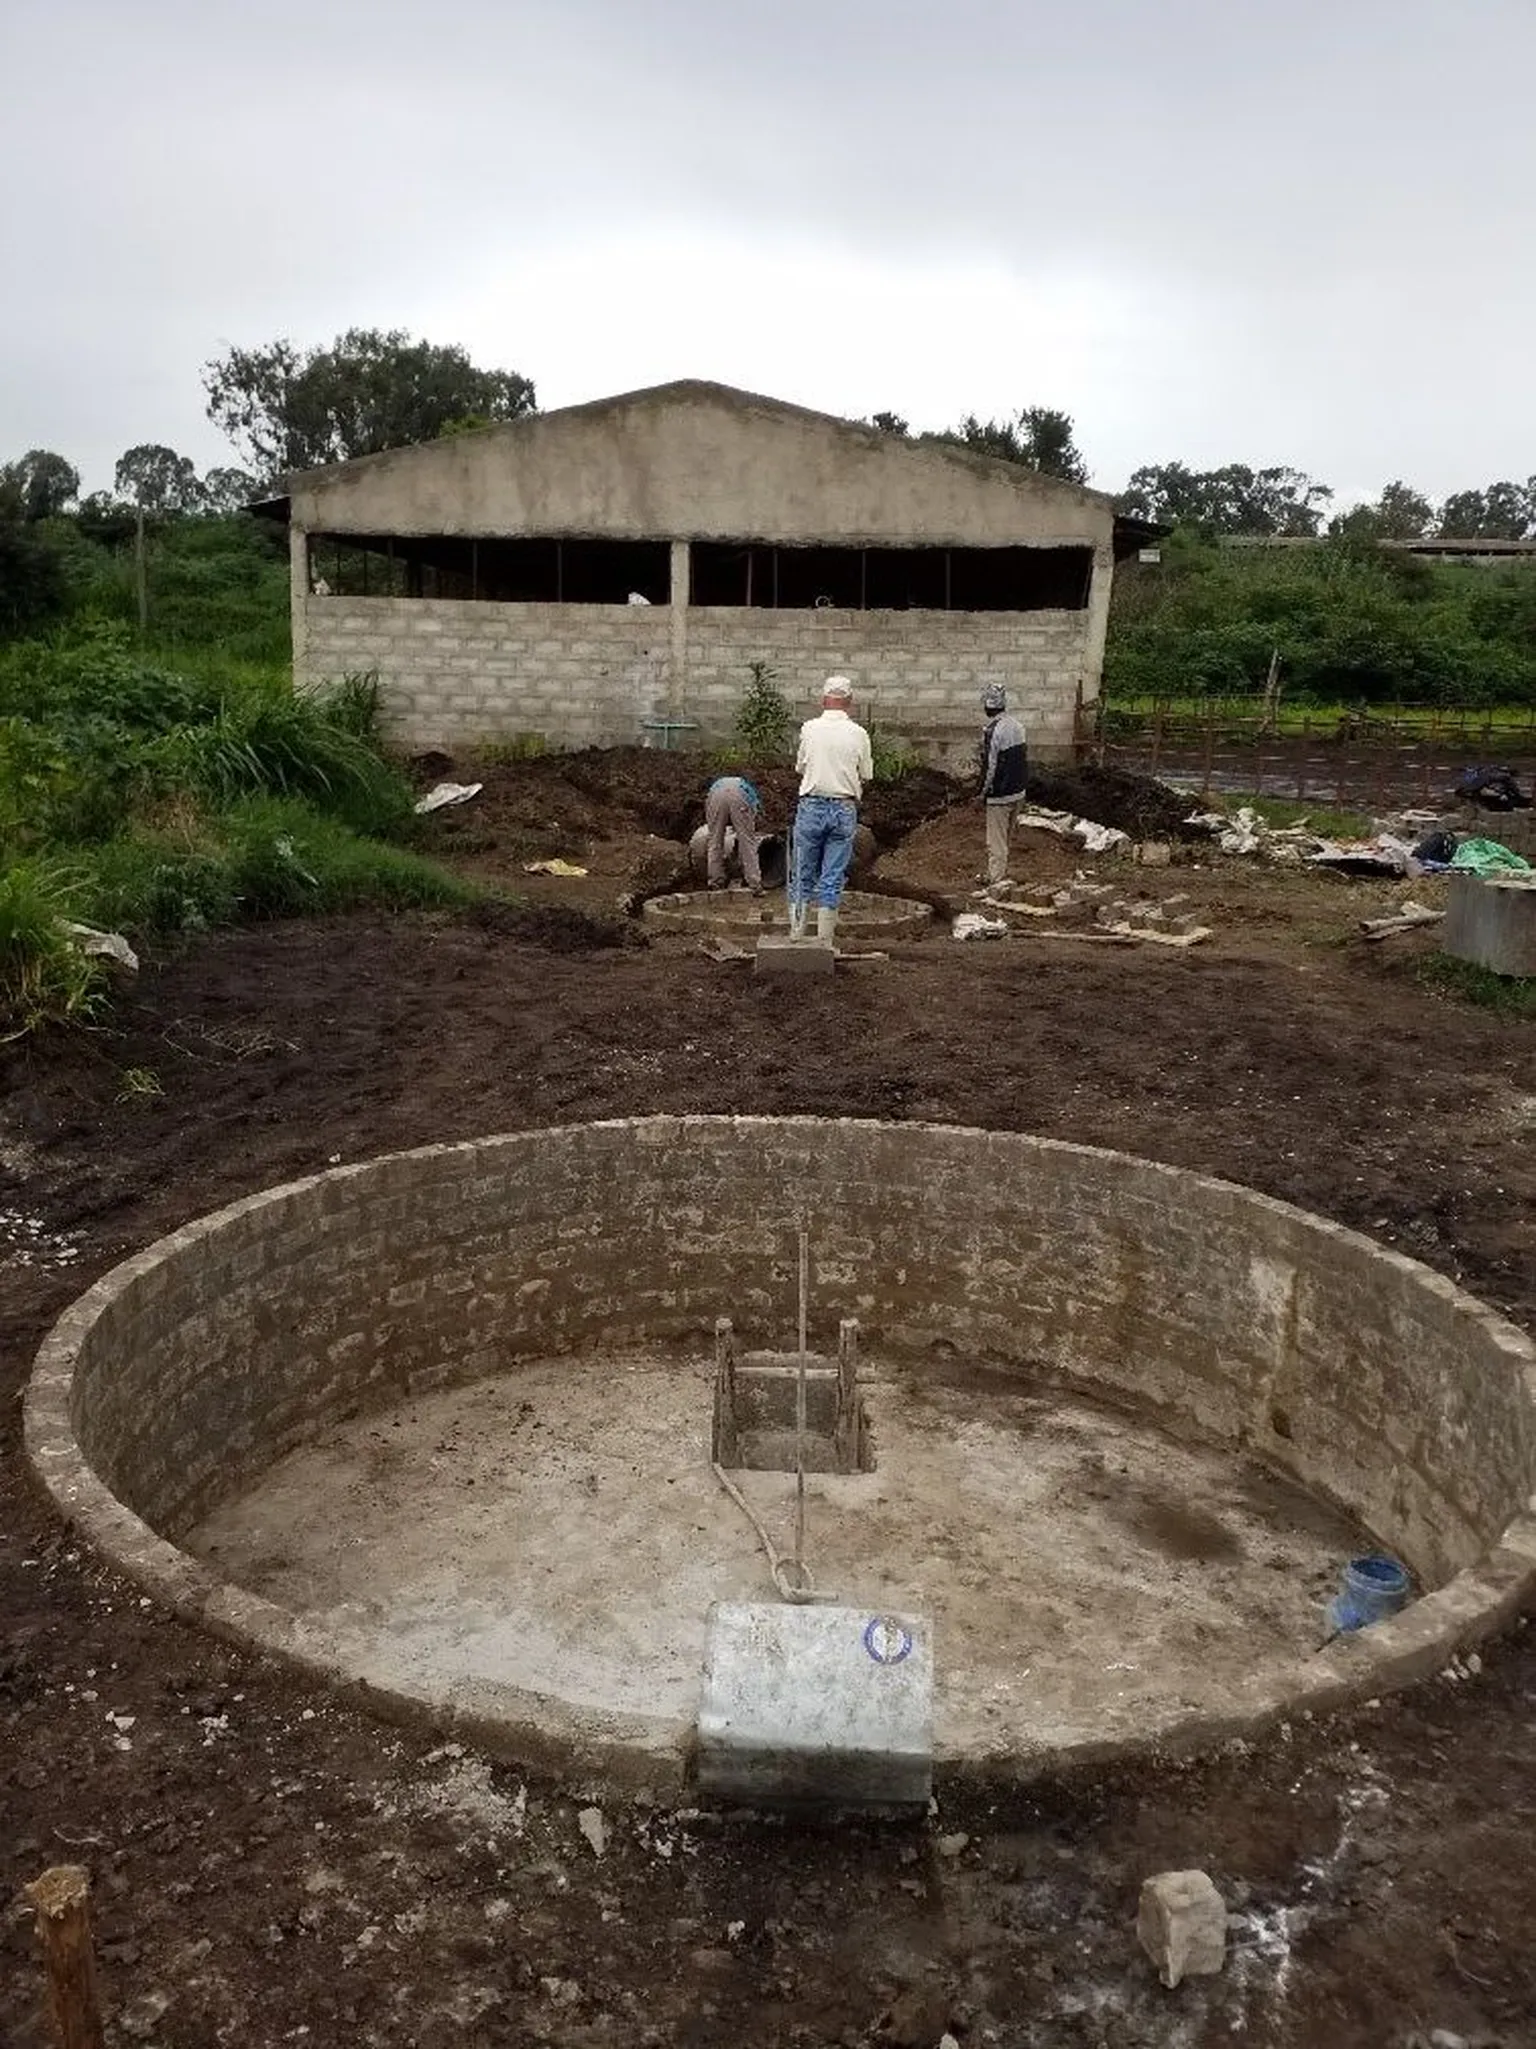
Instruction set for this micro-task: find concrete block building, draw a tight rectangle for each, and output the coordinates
[264,381,1148,765]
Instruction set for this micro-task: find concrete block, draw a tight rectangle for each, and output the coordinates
[1137,1869,1227,1987]
[755,936,835,976]
[1442,872,1536,977]
[696,1602,932,1807]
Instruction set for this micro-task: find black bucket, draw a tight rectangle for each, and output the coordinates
[688,828,787,889]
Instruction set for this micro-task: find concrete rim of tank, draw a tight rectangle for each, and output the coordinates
[643,887,932,932]
[23,1117,1536,1798]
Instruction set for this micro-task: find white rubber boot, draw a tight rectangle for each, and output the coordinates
[788,901,807,940]
[816,907,838,949]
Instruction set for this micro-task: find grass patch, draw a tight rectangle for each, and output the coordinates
[1226,793,1375,839]
[81,798,475,938]
[1417,954,1536,1016]
[0,628,478,1039]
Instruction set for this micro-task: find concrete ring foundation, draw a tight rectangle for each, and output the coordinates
[643,888,932,936]
[25,1118,1536,1798]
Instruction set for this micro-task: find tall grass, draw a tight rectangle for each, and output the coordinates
[0,860,107,1041]
[0,626,477,1038]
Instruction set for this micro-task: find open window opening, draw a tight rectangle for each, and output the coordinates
[688,542,1092,612]
[307,535,670,604]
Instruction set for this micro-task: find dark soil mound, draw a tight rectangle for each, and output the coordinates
[1029,763,1202,841]
[430,746,962,854]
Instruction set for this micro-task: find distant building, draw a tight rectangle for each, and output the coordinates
[259,382,1154,764]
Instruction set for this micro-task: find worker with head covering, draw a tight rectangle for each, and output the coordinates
[703,772,764,894]
[977,685,1028,888]
[789,675,874,947]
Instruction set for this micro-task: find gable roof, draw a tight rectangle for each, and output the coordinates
[279,378,1114,510]
[264,379,1124,549]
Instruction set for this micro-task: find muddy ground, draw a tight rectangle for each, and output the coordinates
[3,749,1534,2048]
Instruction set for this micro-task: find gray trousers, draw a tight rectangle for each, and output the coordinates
[985,800,1016,884]
[705,781,761,887]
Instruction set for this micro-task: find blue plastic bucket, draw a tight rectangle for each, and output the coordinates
[1327,1554,1411,1635]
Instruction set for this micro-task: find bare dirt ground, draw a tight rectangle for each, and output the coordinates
[3,748,1534,2049]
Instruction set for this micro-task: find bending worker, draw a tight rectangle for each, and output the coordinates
[704,772,763,894]
[978,684,1028,887]
[790,675,873,946]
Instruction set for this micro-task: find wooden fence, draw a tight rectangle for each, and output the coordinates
[1079,701,1536,811]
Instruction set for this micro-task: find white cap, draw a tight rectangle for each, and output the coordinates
[822,675,853,701]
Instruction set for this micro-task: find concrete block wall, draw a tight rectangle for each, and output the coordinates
[302,597,1087,762]
[304,598,673,750]
[686,608,1087,768]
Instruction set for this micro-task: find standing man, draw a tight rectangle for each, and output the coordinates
[791,675,874,947]
[978,685,1028,889]
[704,772,763,894]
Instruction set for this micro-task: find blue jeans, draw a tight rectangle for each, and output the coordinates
[791,796,858,909]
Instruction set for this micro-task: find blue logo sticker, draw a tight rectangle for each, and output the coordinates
[863,1616,914,1666]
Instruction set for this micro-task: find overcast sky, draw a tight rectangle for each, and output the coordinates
[3,0,1533,507]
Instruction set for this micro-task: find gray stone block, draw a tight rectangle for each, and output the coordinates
[1137,1869,1227,1987]
[696,1602,932,1807]
[755,936,835,976]
[1442,872,1536,977]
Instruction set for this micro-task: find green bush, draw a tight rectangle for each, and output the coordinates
[1107,539,1536,709]
[868,724,917,781]
[0,629,416,843]
[734,661,794,757]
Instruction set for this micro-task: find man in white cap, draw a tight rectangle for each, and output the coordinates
[789,675,874,946]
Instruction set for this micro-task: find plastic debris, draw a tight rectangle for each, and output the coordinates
[1449,836,1531,878]
[1073,818,1131,854]
[414,781,484,814]
[952,913,1008,941]
[62,923,139,971]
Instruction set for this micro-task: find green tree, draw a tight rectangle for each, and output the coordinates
[74,491,138,548]
[115,443,205,516]
[942,407,1089,483]
[0,449,80,522]
[868,411,910,436]
[0,517,67,635]
[1119,461,1332,536]
[1329,480,1435,542]
[1437,481,1535,540]
[201,466,261,514]
[203,328,538,479]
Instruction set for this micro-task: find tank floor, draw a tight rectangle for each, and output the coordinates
[187,1351,1364,1762]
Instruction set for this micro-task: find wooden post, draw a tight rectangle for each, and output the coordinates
[24,1866,105,2049]
[1260,647,1282,734]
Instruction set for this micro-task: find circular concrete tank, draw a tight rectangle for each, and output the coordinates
[26,1119,1536,1796]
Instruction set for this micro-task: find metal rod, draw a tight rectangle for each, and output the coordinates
[794,1214,808,1583]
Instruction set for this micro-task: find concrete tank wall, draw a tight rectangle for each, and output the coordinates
[26,1119,1536,1775]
